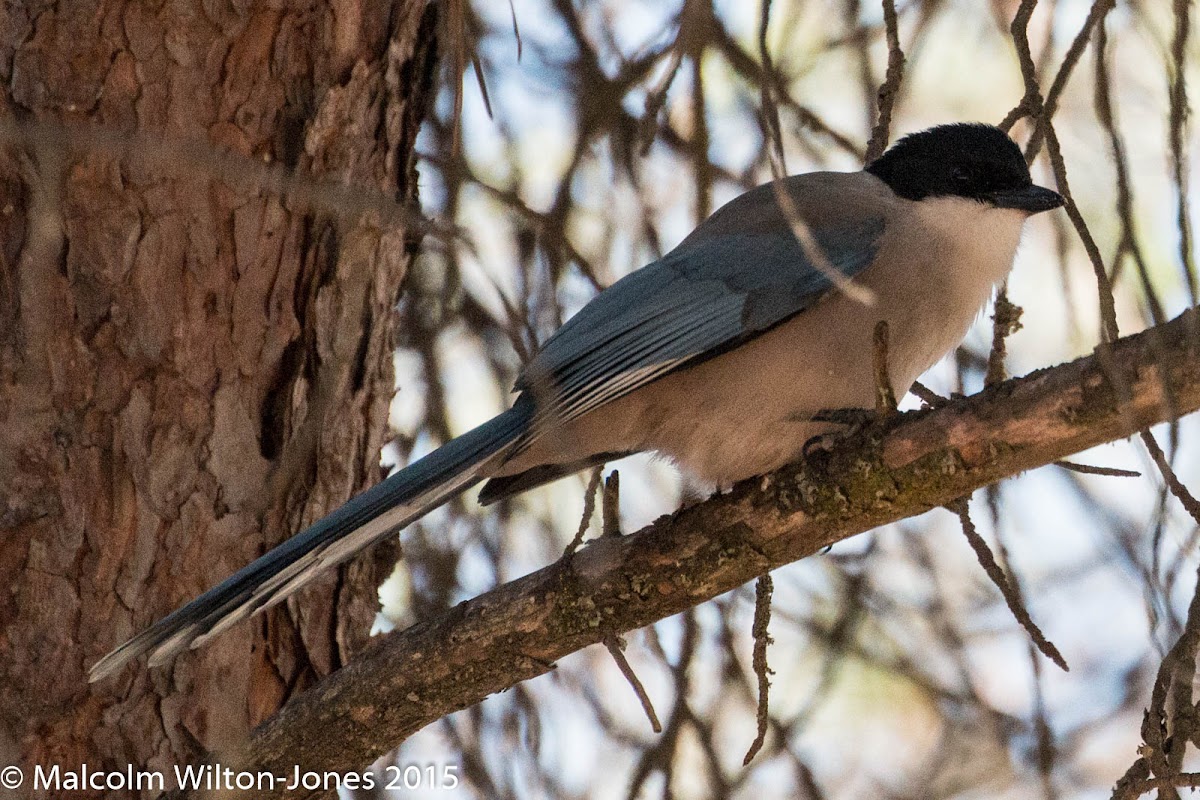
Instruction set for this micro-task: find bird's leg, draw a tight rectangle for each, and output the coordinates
[802,320,902,461]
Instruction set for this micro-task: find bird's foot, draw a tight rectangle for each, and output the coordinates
[809,407,879,427]
[802,406,899,461]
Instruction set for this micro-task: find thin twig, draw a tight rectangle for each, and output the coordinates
[759,0,880,307]
[986,287,1023,387]
[1024,0,1116,159]
[1168,0,1200,306]
[638,4,689,155]
[768,180,876,306]
[0,118,428,232]
[743,574,775,765]
[758,0,786,175]
[910,381,949,408]
[863,0,905,163]
[604,636,663,733]
[948,497,1068,671]
[1140,431,1200,527]
[1114,772,1200,800]
[988,487,1058,798]
[1093,13,1168,328]
[602,471,622,537]
[1140,558,1200,799]
[565,467,605,556]
[1054,461,1140,478]
[998,0,1045,132]
[1043,124,1120,344]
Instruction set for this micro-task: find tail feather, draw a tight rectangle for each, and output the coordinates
[89,403,530,682]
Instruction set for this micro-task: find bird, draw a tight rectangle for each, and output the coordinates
[89,122,1063,682]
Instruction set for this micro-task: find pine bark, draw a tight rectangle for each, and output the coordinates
[0,2,436,796]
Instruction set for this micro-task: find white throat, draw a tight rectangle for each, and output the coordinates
[912,195,1028,288]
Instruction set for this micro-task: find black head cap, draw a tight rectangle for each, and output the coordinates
[865,123,1063,214]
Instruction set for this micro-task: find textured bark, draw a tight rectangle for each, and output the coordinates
[201,309,1200,800]
[0,2,436,798]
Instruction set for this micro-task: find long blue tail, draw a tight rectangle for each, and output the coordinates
[89,403,531,682]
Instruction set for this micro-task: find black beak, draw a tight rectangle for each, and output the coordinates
[987,184,1064,214]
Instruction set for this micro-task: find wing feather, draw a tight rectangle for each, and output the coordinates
[517,176,888,434]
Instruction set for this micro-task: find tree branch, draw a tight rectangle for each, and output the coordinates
[187,308,1200,800]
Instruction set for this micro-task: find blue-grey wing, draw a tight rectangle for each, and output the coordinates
[517,176,888,427]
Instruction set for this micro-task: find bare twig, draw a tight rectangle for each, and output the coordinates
[602,471,622,537]
[1113,772,1200,800]
[743,574,774,765]
[0,118,427,232]
[1138,558,1200,800]
[986,287,1023,387]
[998,0,1045,132]
[1043,124,1120,343]
[863,0,905,163]
[988,487,1058,798]
[565,467,605,556]
[1054,461,1140,478]
[1168,0,1200,306]
[767,179,876,306]
[604,636,663,733]
[1140,431,1200,527]
[910,381,949,408]
[759,0,787,175]
[1093,13,1168,328]
[1024,0,1116,159]
[948,497,1068,671]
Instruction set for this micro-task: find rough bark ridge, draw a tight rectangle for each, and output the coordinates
[0,1,436,795]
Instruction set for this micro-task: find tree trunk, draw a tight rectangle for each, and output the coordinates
[0,2,437,796]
